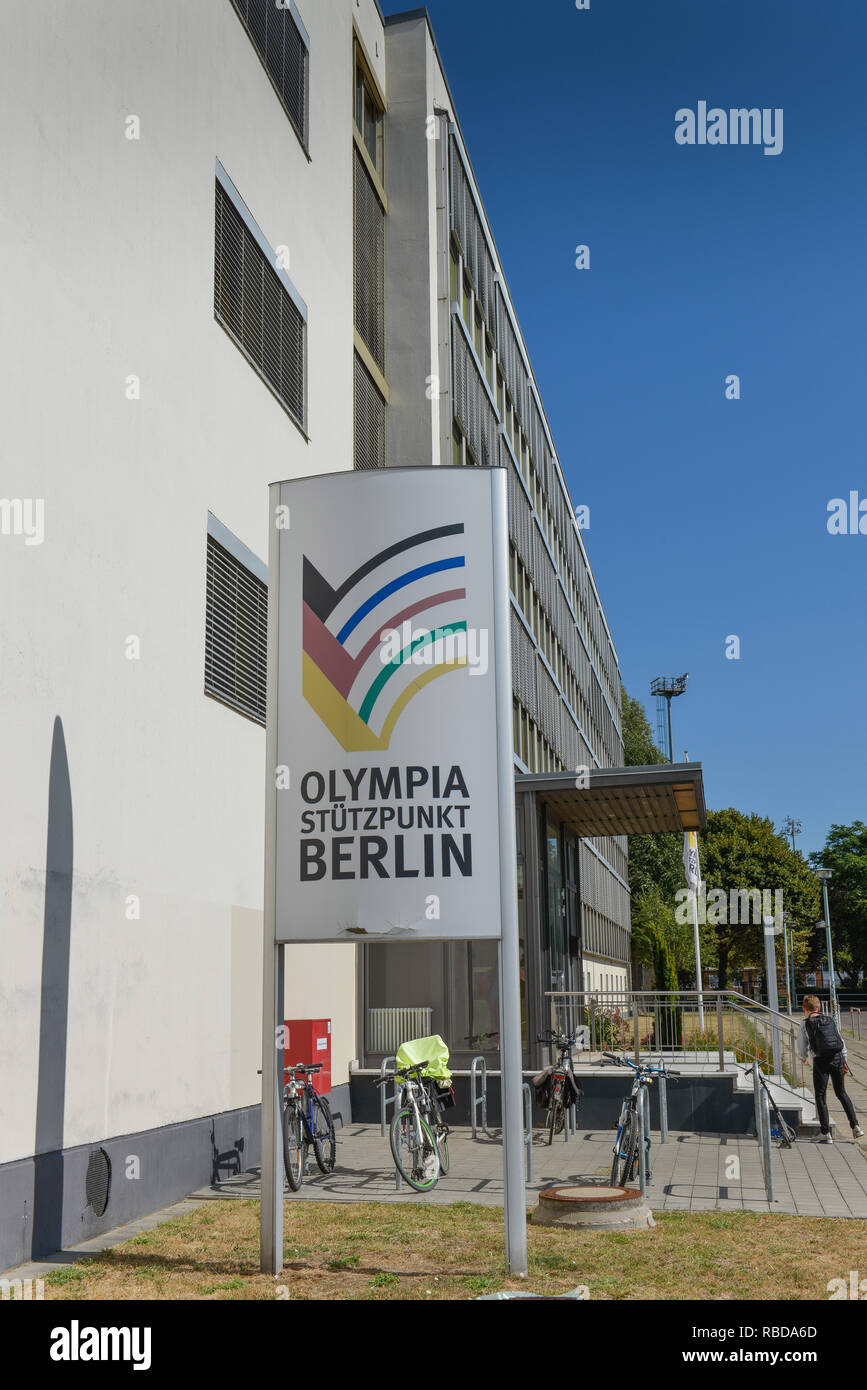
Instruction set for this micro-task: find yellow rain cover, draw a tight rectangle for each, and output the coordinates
[395,1035,452,1085]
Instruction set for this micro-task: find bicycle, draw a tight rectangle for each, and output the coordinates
[282,1063,336,1191]
[739,1064,796,1148]
[375,1060,450,1192]
[535,1029,582,1146]
[603,1052,681,1185]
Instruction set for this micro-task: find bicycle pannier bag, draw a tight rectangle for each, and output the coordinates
[432,1080,456,1109]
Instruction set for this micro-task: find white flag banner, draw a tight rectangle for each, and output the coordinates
[683,830,701,894]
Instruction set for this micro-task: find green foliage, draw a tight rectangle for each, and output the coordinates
[632,879,716,980]
[701,809,820,987]
[649,920,682,1046]
[621,689,668,768]
[809,822,867,985]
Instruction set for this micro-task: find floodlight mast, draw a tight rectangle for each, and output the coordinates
[650,673,689,763]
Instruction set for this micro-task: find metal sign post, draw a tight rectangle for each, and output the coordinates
[260,466,526,1277]
[491,472,527,1277]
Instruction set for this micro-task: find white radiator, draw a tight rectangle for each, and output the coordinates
[368,1007,433,1055]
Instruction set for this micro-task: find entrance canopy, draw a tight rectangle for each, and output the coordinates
[515,762,706,837]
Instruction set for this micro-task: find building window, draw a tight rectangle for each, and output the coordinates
[353,145,386,371]
[355,57,384,175]
[355,355,386,470]
[230,0,309,151]
[214,173,307,430]
[204,528,267,725]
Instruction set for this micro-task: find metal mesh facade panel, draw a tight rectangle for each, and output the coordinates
[230,0,308,146]
[354,354,386,471]
[354,146,385,371]
[214,180,305,427]
[205,533,267,724]
[453,330,497,467]
[449,137,495,326]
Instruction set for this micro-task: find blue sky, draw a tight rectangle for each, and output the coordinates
[381,0,867,857]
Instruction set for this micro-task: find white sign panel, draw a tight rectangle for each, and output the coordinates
[268,467,507,942]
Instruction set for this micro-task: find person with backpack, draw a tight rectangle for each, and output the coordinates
[798,995,863,1143]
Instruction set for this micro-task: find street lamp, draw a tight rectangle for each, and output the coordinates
[815,868,840,1026]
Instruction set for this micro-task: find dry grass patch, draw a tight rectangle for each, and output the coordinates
[42,1200,867,1301]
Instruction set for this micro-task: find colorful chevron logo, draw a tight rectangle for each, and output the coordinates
[302,524,469,752]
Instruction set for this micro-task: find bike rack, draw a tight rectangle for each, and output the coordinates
[471,1056,493,1139]
[522,1082,534,1182]
[379,1055,400,1137]
[658,1072,669,1144]
[752,1061,775,1203]
[378,1056,403,1191]
[636,1085,650,1197]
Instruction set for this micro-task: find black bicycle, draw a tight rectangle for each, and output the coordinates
[604,1052,682,1185]
[535,1029,582,1145]
[282,1063,336,1191]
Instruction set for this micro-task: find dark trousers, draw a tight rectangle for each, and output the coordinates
[813,1054,858,1132]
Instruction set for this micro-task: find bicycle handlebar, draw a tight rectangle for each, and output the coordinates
[602,1051,677,1078]
[373,1061,434,1086]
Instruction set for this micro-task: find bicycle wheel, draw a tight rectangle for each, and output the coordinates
[390,1107,439,1191]
[547,1097,563,1146]
[282,1102,304,1192]
[428,1096,450,1175]
[311,1095,336,1174]
[434,1123,450,1175]
[611,1112,637,1186]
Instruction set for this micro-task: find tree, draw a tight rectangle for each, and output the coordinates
[809,823,867,986]
[632,879,716,984]
[648,919,682,1046]
[700,809,820,989]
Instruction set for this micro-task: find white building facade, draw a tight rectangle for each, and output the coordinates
[0,0,629,1270]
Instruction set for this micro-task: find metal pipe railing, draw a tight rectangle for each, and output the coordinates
[545,989,803,1082]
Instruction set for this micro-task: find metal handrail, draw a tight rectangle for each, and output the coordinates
[545,988,804,1082]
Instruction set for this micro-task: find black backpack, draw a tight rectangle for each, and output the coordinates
[806,1013,844,1059]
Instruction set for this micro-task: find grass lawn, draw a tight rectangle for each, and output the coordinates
[42,1200,867,1301]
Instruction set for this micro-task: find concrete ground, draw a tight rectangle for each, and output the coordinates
[8,1031,866,1285]
[187,1120,867,1218]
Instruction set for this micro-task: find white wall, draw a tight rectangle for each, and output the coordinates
[0,0,373,1164]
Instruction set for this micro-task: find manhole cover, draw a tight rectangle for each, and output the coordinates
[85,1148,111,1216]
[533,1181,655,1230]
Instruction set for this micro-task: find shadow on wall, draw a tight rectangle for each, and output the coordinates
[31,716,73,1258]
[210,1123,245,1184]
